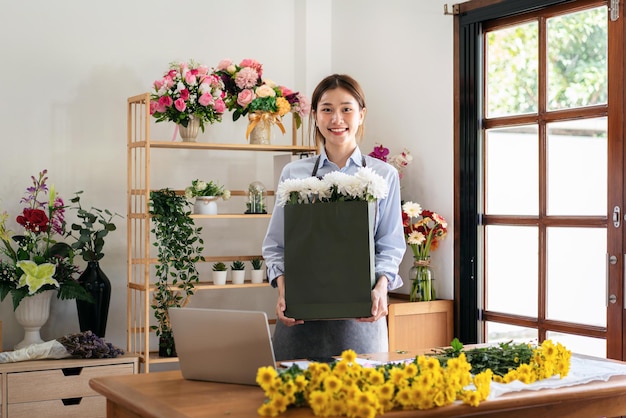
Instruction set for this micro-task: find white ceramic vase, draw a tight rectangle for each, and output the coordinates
[250,269,265,284]
[212,270,227,285]
[194,196,218,215]
[178,118,201,142]
[14,289,55,350]
[231,270,245,285]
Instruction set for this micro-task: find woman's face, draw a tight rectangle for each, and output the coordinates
[314,87,365,148]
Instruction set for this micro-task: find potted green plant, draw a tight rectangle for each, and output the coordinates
[185,179,231,215]
[66,191,122,338]
[230,260,246,284]
[149,189,204,357]
[250,257,264,284]
[212,262,227,285]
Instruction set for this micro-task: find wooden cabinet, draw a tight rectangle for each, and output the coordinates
[126,93,316,372]
[387,297,454,352]
[1,355,137,417]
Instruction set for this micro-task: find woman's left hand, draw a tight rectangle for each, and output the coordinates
[358,276,388,323]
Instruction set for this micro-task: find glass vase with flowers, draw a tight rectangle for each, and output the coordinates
[402,201,448,302]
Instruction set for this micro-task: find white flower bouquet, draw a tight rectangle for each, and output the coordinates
[276,167,388,206]
[280,167,389,320]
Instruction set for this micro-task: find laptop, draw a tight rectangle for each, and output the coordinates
[169,307,276,385]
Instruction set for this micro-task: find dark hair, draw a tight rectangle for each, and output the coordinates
[308,74,367,146]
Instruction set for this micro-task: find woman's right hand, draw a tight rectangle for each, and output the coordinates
[275,275,304,326]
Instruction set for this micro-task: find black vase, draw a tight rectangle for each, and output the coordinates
[76,261,111,338]
[159,332,177,357]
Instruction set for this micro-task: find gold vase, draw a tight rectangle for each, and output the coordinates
[248,114,272,145]
[246,112,286,145]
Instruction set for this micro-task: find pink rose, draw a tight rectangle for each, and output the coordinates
[198,93,214,107]
[150,101,158,114]
[214,98,226,114]
[154,79,165,91]
[185,71,197,85]
[168,69,177,78]
[158,95,173,109]
[217,59,232,71]
[280,86,294,97]
[164,76,174,89]
[197,65,209,75]
[237,89,255,108]
[174,98,186,112]
[180,89,190,101]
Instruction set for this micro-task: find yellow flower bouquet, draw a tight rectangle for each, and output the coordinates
[256,339,571,417]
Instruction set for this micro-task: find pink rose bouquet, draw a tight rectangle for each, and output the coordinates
[150,60,226,131]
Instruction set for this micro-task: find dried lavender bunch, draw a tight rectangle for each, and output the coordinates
[57,330,124,359]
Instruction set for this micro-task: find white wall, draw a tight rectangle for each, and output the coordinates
[0,0,454,351]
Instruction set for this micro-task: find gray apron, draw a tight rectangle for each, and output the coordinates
[272,155,388,361]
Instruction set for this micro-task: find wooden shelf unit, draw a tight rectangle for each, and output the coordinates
[126,93,317,372]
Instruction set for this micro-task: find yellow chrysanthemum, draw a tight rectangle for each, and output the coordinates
[257,402,276,417]
[389,367,407,387]
[404,362,419,379]
[394,387,413,407]
[328,399,346,416]
[367,369,385,386]
[256,366,278,389]
[323,374,342,393]
[341,349,357,364]
[294,374,308,391]
[333,360,349,376]
[276,96,291,116]
[308,390,329,415]
[270,393,289,414]
[461,390,481,407]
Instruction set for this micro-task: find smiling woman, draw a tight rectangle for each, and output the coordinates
[263,74,406,361]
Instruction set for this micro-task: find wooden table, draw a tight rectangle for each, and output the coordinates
[90,351,626,418]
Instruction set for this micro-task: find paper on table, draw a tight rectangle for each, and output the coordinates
[280,357,415,369]
[488,354,626,399]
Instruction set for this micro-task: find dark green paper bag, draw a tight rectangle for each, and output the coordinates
[284,200,376,320]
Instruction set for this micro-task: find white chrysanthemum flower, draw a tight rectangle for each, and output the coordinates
[341,176,364,199]
[355,167,388,201]
[277,167,389,205]
[277,178,308,206]
[184,187,194,199]
[321,171,352,188]
[407,231,426,246]
[402,201,422,218]
[222,189,231,200]
[297,177,324,203]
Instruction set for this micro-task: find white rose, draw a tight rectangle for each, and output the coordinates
[255,84,276,98]
[263,78,277,88]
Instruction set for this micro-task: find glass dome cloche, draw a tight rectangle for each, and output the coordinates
[246,181,268,214]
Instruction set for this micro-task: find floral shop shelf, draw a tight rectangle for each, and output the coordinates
[387,295,453,352]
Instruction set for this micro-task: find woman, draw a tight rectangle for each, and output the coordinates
[262,74,406,360]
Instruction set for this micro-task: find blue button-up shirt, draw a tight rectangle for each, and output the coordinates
[262,146,405,290]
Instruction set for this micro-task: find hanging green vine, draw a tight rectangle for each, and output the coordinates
[149,189,204,355]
